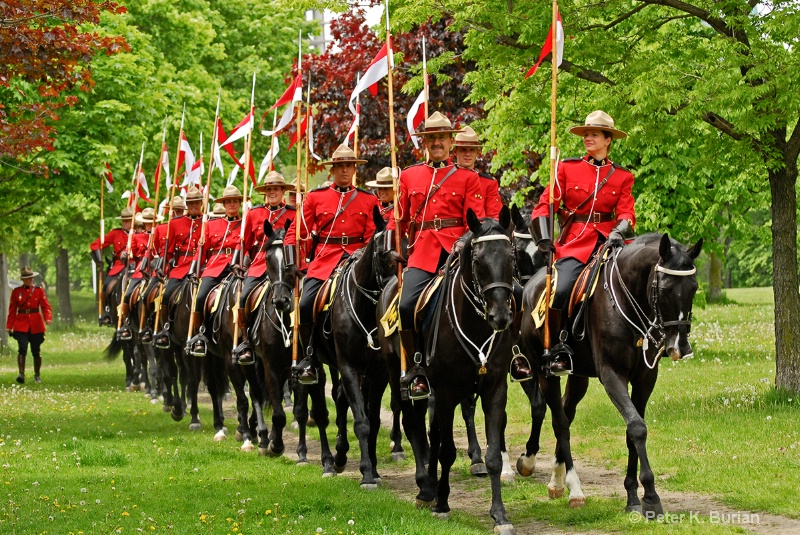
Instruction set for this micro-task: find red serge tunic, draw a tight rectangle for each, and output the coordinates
[195,216,242,278]
[379,202,394,223]
[285,185,380,281]
[161,216,202,280]
[479,172,503,220]
[388,161,486,273]
[130,231,152,280]
[90,228,130,276]
[532,156,635,264]
[246,204,296,278]
[6,285,53,334]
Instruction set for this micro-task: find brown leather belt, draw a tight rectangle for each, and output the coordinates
[419,217,463,231]
[208,247,236,255]
[17,308,39,314]
[323,235,365,246]
[571,212,615,223]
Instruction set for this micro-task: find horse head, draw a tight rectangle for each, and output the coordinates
[654,233,702,360]
[263,219,296,312]
[463,206,514,332]
[368,205,394,288]
[510,204,543,284]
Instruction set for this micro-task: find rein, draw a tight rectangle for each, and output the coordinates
[605,248,696,368]
[512,230,535,284]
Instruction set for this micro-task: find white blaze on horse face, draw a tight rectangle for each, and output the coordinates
[525,240,538,264]
[274,248,284,282]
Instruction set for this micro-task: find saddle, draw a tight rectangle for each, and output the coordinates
[244,279,271,318]
[312,256,351,322]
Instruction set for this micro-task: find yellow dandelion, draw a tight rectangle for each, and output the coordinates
[265,510,272,515]
[121,511,129,517]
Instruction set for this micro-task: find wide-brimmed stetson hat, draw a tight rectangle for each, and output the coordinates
[321,144,368,166]
[185,186,204,202]
[116,206,135,220]
[569,110,627,140]
[209,203,226,218]
[139,207,163,224]
[170,196,186,211]
[365,167,395,189]
[287,180,306,193]
[412,111,461,137]
[453,126,482,148]
[20,266,39,279]
[254,171,291,193]
[214,185,245,204]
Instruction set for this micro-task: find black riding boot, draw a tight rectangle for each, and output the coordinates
[154,322,170,349]
[509,344,534,382]
[291,324,318,385]
[33,356,42,383]
[232,312,254,365]
[545,308,574,376]
[398,329,429,400]
[16,353,25,384]
[116,303,132,340]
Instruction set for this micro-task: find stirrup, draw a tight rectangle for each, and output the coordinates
[187,331,208,357]
[509,345,534,383]
[232,342,254,365]
[291,357,318,385]
[140,327,153,344]
[99,313,113,326]
[545,342,574,377]
[153,327,170,349]
[116,325,132,341]
[400,357,429,401]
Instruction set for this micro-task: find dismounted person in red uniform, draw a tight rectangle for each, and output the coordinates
[531,110,636,375]
[187,185,245,356]
[7,267,53,384]
[91,205,134,325]
[365,167,395,224]
[285,144,381,384]
[152,187,204,347]
[387,111,485,400]
[117,207,162,340]
[233,171,296,365]
[453,125,503,220]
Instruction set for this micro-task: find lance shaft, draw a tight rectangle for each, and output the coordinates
[292,97,303,366]
[98,172,105,320]
[233,89,255,351]
[543,0,559,353]
[118,146,144,330]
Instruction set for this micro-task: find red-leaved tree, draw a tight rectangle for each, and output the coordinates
[0,0,129,175]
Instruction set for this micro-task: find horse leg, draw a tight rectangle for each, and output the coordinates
[365,377,385,483]
[204,356,227,440]
[122,343,135,391]
[247,363,269,452]
[431,396,456,518]
[498,411,515,483]
[260,363,287,457]
[461,397,487,477]
[483,382,514,532]
[542,376,586,508]
[185,355,202,430]
[389,393,405,461]
[145,344,159,401]
[307,368,336,476]
[333,380,351,472]
[338,364,378,489]
[517,377,546,477]
[293,385,310,464]
[227,362,254,449]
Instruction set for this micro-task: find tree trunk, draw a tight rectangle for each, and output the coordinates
[770,165,800,393]
[56,244,73,326]
[708,250,723,302]
[0,253,9,354]
[18,253,29,270]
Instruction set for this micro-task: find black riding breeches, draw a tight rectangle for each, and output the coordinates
[123,277,144,305]
[299,277,323,325]
[398,247,449,330]
[194,270,229,312]
[552,257,585,311]
[163,278,183,306]
[13,331,44,358]
[239,275,265,309]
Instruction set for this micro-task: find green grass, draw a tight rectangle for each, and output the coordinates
[2,286,798,534]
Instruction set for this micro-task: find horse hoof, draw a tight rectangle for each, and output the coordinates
[389,440,395,449]
[501,473,516,485]
[150,398,160,405]
[493,524,517,535]
[360,483,379,491]
[431,511,450,520]
[321,470,336,478]
[569,496,586,508]
[213,430,227,441]
[415,498,435,509]
[171,410,184,422]
[391,452,406,462]
[333,462,346,474]
[516,455,535,477]
[642,499,663,518]
[125,386,132,392]
[290,421,299,430]
[548,486,564,499]
[307,416,316,427]
[234,430,243,442]
[265,441,284,457]
[625,504,643,514]
[297,460,309,466]
[373,477,382,486]
[162,404,171,413]
[470,463,488,477]
[240,439,255,452]
[188,422,201,431]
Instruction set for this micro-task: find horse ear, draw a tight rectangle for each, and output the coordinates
[510,204,525,229]
[688,238,703,260]
[263,219,274,238]
[466,208,481,234]
[499,205,512,234]
[659,233,673,261]
[283,219,291,231]
[372,205,386,231]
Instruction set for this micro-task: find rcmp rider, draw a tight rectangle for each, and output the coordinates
[388,111,485,400]
[365,167,395,224]
[453,126,504,220]
[117,207,161,340]
[6,267,52,384]
[531,110,636,375]
[284,144,381,384]
[90,205,134,325]
[187,185,246,356]
[151,187,204,348]
[233,171,296,365]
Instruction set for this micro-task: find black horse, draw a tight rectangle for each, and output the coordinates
[103,270,145,392]
[309,207,399,488]
[248,220,301,457]
[517,233,702,516]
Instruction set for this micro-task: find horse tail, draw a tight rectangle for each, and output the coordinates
[103,335,125,361]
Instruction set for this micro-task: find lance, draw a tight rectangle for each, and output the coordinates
[422,36,429,120]
[351,74,360,186]
[232,72,257,352]
[542,0,560,356]
[303,73,312,192]
[187,92,222,346]
[160,103,187,265]
[117,141,146,331]
[292,33,304,369]
[384,0,409,378]
[269,108,278,172]
[98,170,105,321]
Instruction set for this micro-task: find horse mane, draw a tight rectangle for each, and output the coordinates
[626,232,696,269]
[459,217,508,266]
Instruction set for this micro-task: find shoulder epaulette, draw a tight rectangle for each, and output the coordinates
[251,203,265,209]
[285,205,296,211]
[478,171,496,181]
[613,163,633,173]
[356,187,372,195]
[561,157,583,163]
[310,185,329,192]
[404,162,427,169]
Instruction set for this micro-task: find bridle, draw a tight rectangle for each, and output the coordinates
[468,234,514,309]
[511,230,535,285]
[606,247,697,369]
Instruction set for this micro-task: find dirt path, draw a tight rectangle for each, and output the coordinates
[206,388,800,535]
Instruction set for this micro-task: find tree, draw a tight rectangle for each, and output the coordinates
[383,0,800,391]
